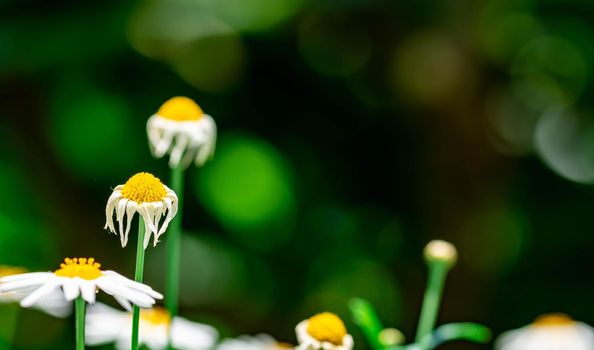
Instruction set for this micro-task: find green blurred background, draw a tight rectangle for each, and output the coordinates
[1,0,594,349]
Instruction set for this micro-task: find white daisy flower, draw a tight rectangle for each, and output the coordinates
[0,258,162,311]
[495,313,594,350]
[85,302,218,350]
[296,312,354,350]
[217,334,291,350]
[0,265,72,318]
[105,172,178,249]
[147,96,217,168]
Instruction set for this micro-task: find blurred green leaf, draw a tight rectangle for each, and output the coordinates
[429,322,491,347]
[349,298,385,350]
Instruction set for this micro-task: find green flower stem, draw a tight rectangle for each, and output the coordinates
[166,164,184,319]
[166,165,184,350]
[131,217,146,350]
[414,261,450,349]
[75,296,86,350]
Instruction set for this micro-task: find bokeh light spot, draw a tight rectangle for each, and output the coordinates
[205,0,303,33]
[535,108,594,184]
[479,12,543,65]
[128,1,233,62]
[392,31,475,106]
[171,33,245,93]
[194,133,295,248]
[47,81,144,182]
[512,36,590,103]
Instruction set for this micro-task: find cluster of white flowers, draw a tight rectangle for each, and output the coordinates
[2,96,587,350]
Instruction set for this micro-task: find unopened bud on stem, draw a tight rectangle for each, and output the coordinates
[424,240,457,267]
[379,328,405,346]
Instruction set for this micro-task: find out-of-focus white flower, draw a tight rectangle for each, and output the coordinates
[105,172,178,249]
[0,265,71,318]
[0,258,162,311]
[217,334,291,350]
[296,312,354,350]
[85,302,218,350]
[496,313,594,350]
[147,96,217,168]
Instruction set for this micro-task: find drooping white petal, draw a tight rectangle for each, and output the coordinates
[169,134,190,168]
[155,129,176,157]
[113,295,133,312]
[115,198,128,236]
[85,303,129,346]
[61,278,81,301]
[123,201,138,247]
[80,280,97,304]
[0,273,53,292]
[102,271,163,300]
[138,204,158,234]
[105,190,123,233]
[172,317,219,350]
[95,276,157,309]
[21,278,63,307]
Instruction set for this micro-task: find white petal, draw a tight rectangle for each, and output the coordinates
[123,202,138,247]
[172,317,218,350]
[116,198,129,237]
[80,280,97,304]
[169,134,189,168]
[155,130,175,157]
[0,273,53,292]
[85,303,129,346]
[62,278,81,301]
[113,295,133,311]
[21,278,63,307]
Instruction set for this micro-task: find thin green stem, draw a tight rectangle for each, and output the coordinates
[75,296,86,350]
[414,261,449,349]
[166,164,184,349]
[131,217,146,350]
[166,165,184,316]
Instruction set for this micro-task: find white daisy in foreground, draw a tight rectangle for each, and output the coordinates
[217,334,291,350]
[147,96,217,168]
[495,313,594,350]
[85,303,218,350]
[0,258,162,311]
[296,312,354,350]
[0,265,72,318]
[105,172,178,248]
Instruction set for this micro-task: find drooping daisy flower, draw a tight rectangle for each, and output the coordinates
[0,258,162,311]
[0,265,72,318]
[296,312,354,350]
[105,172,178,248]
[85,303,218,350]
[147,96,217,168]
[217,334,291,350]
[495,313,594,350]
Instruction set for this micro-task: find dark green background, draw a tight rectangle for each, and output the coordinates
[1,0,593,349]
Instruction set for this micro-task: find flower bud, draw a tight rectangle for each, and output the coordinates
[379,328,405,346]
[424,240,457,267]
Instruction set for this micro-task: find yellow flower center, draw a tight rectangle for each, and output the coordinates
[0,266,27,277]
[533,313,575,327]
[306,312,347,345]
[140,307,171,325]
[54,258,102,280]
[157,96,204,121]
[121,172,167,203]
